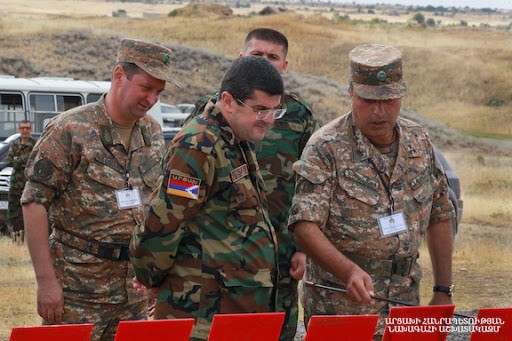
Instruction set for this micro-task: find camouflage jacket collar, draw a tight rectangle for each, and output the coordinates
[347,112,422,162]
[97,94,152,150]
[204,103,237,146]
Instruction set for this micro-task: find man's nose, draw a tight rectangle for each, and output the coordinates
[373,101,386,116]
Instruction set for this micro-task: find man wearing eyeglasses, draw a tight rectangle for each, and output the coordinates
[189,28,320,341]
[5,120,36,242]
[130,56,285,340]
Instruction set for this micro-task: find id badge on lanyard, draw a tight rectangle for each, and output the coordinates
[378,211,407,237]
[115,188,142,209]
[369,158,408,238]
[116,150,142,210]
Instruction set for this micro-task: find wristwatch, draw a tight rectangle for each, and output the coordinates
[433,284,455,297]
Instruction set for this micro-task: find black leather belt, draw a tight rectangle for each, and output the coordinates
[345,253,419,278]
[53,228,130,261]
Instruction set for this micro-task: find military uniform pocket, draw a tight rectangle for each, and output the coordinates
[340,169,380,206]
[227,177,262,228]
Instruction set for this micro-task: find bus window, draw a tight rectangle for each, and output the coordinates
[57,94,82,111]
[0,93,25,138]
[29,94,55,112]
[29,93,83,112]
[87,93,104,103]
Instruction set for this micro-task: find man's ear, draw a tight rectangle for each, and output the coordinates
[112,65,125,84]
[220,91,236,114]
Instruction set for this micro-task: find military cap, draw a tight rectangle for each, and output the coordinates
[349,44,406,100]
[116,38,179,87]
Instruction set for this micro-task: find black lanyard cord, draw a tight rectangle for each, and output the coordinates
[368,158,394,214]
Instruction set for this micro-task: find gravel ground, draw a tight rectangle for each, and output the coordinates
[293,310,479,341]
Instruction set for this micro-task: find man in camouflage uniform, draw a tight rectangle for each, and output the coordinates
[5,120,36,242]
[189,28,320,340]
[130,56,284,340]
[21,38,176,341]
[288,44,455,339]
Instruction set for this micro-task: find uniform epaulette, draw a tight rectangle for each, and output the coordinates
[285,91,314,114]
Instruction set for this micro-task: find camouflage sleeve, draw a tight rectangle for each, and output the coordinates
[130,146,214,287]
[298,110,321,155]
[429,143,455,225]
[288,142,334,231]
[183,93,218,126]
[4,142,17,167]
[21,125,73,208]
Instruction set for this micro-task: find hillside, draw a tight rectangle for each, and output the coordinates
[1,29,509,156]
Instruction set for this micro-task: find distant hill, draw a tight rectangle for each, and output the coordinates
[1,29,509,155]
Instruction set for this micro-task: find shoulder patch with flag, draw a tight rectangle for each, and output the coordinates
[167,173,201,199]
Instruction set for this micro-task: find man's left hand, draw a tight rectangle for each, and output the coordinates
[289,251,306,280]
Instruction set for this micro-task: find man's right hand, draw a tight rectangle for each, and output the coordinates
[37,276,64,324]
[344,264,376,306]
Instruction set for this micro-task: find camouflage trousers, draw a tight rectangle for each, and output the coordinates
[43,298,147,341]
[8,189,24,242]
[275,250,299,341]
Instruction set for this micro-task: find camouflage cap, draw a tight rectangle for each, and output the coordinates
[349,44,406,100]
[116,38,179,87]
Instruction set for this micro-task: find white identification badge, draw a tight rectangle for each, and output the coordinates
[378,211,408,237]
[115,188,142,209]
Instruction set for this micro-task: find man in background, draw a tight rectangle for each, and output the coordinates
[289,44,454,339]
[22,38,176,340]
[5,120,36,242]
[191,28,320,340]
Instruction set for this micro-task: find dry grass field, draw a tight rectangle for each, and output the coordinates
[0,0,511,339]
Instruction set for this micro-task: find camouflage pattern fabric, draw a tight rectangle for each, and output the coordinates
[289,113,454,336]
[190,91,320,340]
[349,44,407,100]
[21,95,164,340]
[116,38,179,86]
[5,136,36,238]
[130,105,278,340]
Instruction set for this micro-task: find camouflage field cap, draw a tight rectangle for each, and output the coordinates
[349,44,406,100]
[116,38,179,87]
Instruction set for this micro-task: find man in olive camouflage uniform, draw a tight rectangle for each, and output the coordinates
[5,120,36,242]
[189,28,320,340]
[21,38,176,341]
[130,56,284,340]
[289,44,454,339]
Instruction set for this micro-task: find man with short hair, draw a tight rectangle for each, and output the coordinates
[289,44,454,339]
[22,38,176,340]
[5,120,36,242]
[191,28,320,340]
[130,55,284,340]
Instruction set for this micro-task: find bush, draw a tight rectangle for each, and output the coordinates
[413,12,425,24]
[112,9,127,17]
[485,97,504,107]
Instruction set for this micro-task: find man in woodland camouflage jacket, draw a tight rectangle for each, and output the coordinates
[5,120,36,242]
[130,56,285,340]
[190,28,320,340]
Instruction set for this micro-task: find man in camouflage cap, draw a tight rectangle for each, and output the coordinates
[21,38,175,340]
[187,28,321,340]
[289,44,454,339]
[130,56,284,340]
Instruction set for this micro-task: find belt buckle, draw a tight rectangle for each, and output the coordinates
[98,244,121,260]
[392,257,412,276]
